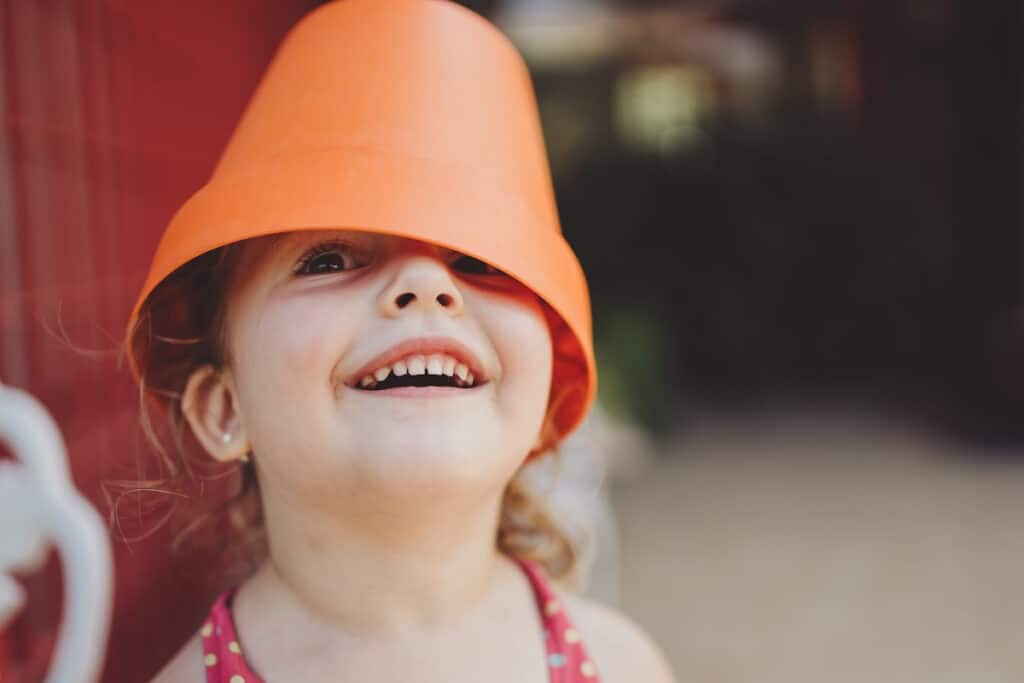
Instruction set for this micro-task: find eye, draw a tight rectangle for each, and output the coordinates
[449,253,507,277]
[295,241,369,276]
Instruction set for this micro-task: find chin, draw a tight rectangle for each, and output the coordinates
[349,431,525,487]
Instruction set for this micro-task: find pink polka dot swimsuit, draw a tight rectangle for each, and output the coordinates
[199,557,602,682]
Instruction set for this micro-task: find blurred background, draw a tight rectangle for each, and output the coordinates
[1,0,1022,680]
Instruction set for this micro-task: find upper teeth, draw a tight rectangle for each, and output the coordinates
[358,353,476,389]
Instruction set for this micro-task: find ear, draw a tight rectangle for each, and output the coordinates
[181,364,251,463]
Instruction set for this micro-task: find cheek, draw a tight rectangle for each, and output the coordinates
[229,293,352,405]
[479,293,553,420]
[227,291,362,485]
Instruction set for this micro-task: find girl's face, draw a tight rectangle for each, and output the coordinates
[190,230,553,503]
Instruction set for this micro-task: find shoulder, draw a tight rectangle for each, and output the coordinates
[148,632,205,683]
[559,590,677,683]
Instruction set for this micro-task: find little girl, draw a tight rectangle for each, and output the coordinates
[128,1,674,681]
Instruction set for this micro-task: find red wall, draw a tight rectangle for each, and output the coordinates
[0,2,319,680]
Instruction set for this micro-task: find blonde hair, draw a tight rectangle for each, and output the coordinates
[124,243,581,587]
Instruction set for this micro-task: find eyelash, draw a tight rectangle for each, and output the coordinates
[294,240,366,276]
[293,240,507,278]
[448,254,506,277]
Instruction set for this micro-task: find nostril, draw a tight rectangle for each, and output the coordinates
[436,293,454,307]
[395,292,415,308]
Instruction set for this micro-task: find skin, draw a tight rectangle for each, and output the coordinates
[152,230,676,682]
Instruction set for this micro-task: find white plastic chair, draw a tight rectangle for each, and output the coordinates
[0,385,113,683]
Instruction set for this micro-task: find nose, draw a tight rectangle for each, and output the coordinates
[379,255,464,318]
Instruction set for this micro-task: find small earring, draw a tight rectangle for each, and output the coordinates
[221,432,232,444]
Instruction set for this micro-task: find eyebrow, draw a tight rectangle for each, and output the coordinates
[268,232,301,250]
[266,231,329,259]
[276,229,362,248]
[267,230,371,266]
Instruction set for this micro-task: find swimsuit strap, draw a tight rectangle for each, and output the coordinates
[513,557,602,682]
[198,558,602,682]
[199,589,260,683]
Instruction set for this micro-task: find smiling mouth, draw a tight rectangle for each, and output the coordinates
[355,353,480,391]
[362,373,475,391]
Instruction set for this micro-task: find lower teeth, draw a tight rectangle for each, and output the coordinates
[361,377,473,390]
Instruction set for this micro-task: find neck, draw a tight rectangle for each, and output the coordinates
[248,480,510,636]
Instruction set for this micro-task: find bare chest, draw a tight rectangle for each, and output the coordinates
[243,615,553,683]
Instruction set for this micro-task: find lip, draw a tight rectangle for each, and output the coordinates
[344,336,489,389]
[354,385,484,398]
